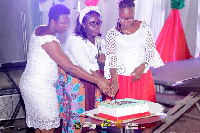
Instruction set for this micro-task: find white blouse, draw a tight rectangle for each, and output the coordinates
[104,21,164,79]
[65,35,106,74]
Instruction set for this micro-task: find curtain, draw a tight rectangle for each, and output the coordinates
[156,9,192,62]
[38,0,200,58]
[182,0,199,58]
[198,0,200,57]
[134,0,171,43]
[135,0,200,58]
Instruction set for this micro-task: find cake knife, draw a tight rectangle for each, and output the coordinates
[111,95,116,102]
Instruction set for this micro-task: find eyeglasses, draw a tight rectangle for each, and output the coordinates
[119,17,134,22]
[88,21,102,27]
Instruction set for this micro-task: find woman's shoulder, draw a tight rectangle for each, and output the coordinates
[68,34,83,41]
[34,25,47,36]
[106,26,119,37]
[134,20,142,26]
[139,21,150,28]
[67,35,86,45]
[111,26,118,32]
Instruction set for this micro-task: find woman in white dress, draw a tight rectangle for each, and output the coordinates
[19,4,110,133]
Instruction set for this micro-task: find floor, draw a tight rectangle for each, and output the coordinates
[1,72,200,133]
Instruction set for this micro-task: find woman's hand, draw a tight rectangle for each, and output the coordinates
[131,64,145,82]
[96,78,110,95]
[97,54,105,64]
[110,79,119,97]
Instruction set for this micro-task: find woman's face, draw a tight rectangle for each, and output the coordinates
[53,14,70,34]
[83,13,102,39]
[119,7,135,29]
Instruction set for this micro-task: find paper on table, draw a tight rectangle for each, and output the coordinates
[146,101,164,114]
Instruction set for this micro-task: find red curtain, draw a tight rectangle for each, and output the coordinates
[156,9,192,63]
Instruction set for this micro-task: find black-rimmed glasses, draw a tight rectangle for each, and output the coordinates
[119,17,134,22]
[88,21,102,27]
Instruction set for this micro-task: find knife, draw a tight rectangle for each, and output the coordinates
[111,95,116,102]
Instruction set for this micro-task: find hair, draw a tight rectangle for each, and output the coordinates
[48,4,70,23]
[117,0,135,33]
[74,11,101,40]
[118,0,135,9]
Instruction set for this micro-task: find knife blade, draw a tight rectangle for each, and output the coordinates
[111,95,116,102]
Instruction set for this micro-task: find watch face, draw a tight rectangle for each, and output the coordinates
[143,63,148,68]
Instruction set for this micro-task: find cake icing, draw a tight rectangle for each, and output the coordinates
[98,98,150,121]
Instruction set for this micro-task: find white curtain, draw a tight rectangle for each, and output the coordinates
[134,0,200,58]
[39,0,200,58]
[197,0,200,57]
[134,0,171,41]
[182,0,199,58]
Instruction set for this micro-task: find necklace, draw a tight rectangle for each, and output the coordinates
[124,30,131,34]
[122,22,134,34]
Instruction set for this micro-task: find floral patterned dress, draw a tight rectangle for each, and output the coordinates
[56,67,102,133]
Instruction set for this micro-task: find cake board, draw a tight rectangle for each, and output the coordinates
[81,102,166,132]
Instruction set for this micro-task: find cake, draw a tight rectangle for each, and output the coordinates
[98,98,150,121]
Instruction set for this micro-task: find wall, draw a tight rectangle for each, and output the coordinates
[0,0,40,63]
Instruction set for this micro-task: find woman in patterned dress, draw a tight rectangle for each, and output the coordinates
[56,6,107,133]
[104,0,164,132]
[19,4,110,133]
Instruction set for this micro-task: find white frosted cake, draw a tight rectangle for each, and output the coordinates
[98,99,150,121]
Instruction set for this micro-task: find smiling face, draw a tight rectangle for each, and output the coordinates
[119,7,135,29]
[53,14,70,34]
[82,13,101,39]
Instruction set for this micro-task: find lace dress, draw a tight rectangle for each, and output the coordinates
[105,21,164,102]
[19,31,60,130]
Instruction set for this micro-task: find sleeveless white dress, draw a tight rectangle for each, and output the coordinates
[19,30,60,130]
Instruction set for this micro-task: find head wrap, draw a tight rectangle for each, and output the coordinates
[79,6,101,24]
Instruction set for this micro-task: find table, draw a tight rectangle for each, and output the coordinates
[82,109,165,133]
[150,58,200,133]
[150,57,200,87]
[0,61,26,126]
[171,78,200,92]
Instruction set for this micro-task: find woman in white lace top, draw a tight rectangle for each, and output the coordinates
[19,4,109,133]
[105,0,164,103]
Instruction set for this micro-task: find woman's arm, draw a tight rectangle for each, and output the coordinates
[110,68,119,96]
[91,70,104,78]
[105,29,119,96]
[42,41,110,93]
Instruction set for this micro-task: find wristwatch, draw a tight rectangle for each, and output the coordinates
[142,62,148,68]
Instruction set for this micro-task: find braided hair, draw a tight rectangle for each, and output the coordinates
[117,0,135,33]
